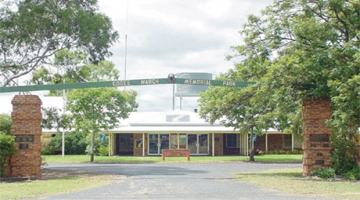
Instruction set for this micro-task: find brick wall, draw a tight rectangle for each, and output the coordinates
[302,98,332,176]
[214,134,223,156]
[7,95,42,179]
[254,134,284,151]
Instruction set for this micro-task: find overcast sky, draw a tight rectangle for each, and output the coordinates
[0,0,274,113]
[97,0,274,111]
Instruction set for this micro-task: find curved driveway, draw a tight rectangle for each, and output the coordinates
[34,162,335,200]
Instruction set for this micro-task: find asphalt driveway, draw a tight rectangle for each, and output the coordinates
[32,162,336,200]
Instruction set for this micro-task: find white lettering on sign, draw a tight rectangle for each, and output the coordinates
[113,80,130,87]
[140,79,160,85]
[183,79,211,85]
[222,81,236,86]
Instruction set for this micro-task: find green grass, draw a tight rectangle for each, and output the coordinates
[236,168,360,199]
[42,154,303,163]
[0,174,112,200]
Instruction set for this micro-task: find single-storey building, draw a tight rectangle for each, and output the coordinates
[106,110,302,156]
[1,96,302,156]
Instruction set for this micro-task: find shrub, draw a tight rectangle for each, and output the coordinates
[98,145,108,156]
[311,167,335,179]
[0,114,12,135]
[330,135,358,175]
[0,134,16,176]
[264,150,303,155]
[343,167,360,181]
[42,132,87,155]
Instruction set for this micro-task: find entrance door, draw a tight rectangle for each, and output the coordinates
[148,134,169,155]
[170,133,187,149]
[198,134,208,154]
[149,134,159,154]
[160,134,169,153]
[188,134,208,155]
[188,134,197,154]
[116,134,134,155]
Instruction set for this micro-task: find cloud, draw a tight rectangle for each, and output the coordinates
[96,0,274,111]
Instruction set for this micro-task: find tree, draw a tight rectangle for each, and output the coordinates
[66,88,138,162]
[42,107,72,132]
[0,0,119,86]
[30,49,120,96]
[199,0,359,165]
[0,114,12,135]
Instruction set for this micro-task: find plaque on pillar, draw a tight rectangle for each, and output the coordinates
[310,134,329,142]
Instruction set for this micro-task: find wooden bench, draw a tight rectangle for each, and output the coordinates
[162,149,190,161]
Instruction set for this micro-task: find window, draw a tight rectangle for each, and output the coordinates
[283,134,302,148]
[226,134,239,148]
[283,134,292,148]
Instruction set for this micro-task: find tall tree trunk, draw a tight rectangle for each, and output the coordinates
[249,127,255,161]
[90,131,95,162]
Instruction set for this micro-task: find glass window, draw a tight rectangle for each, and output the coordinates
[283,134,292,148]
[179,134,186,149]
[283,134,302,148]
[226,134,239,148]
[170,133,178,149]
[293,135,302,148]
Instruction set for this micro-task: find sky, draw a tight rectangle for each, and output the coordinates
[0,0,274,113]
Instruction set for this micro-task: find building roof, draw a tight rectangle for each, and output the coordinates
[110,110,281,134]
[1,96,281,134]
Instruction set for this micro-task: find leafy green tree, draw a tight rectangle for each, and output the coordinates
[30,49,120,96]
[0,114,12,135]
[42,107,72,132]
[66,88,138,162]
[0,0,119,86]
[199,0,359,165]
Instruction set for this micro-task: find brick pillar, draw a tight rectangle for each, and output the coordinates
[302,98,332,176]
[9,95,42,180]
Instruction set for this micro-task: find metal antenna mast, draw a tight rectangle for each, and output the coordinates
[124,0,129,90]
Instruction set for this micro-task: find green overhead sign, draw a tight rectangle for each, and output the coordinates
[0,77,255,93]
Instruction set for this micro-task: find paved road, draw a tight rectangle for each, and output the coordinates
[32,162,336,200]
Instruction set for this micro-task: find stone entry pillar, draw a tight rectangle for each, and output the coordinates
[302,98,332,176]
[9,95,42,179]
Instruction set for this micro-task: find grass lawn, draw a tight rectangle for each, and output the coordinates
[0,173,113,200]
[236,168,360,199]
[42,154,303,163]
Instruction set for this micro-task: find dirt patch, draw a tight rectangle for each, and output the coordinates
[41,168,106,180]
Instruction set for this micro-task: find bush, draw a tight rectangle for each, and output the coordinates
[0,134,16,176]
[343,167,360,181]
[42,132,87,155]
[311,167,335,179]
[98,145,108,156]
[264,149,303,154]
[0,114,12,135]
[330,135,358,175]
